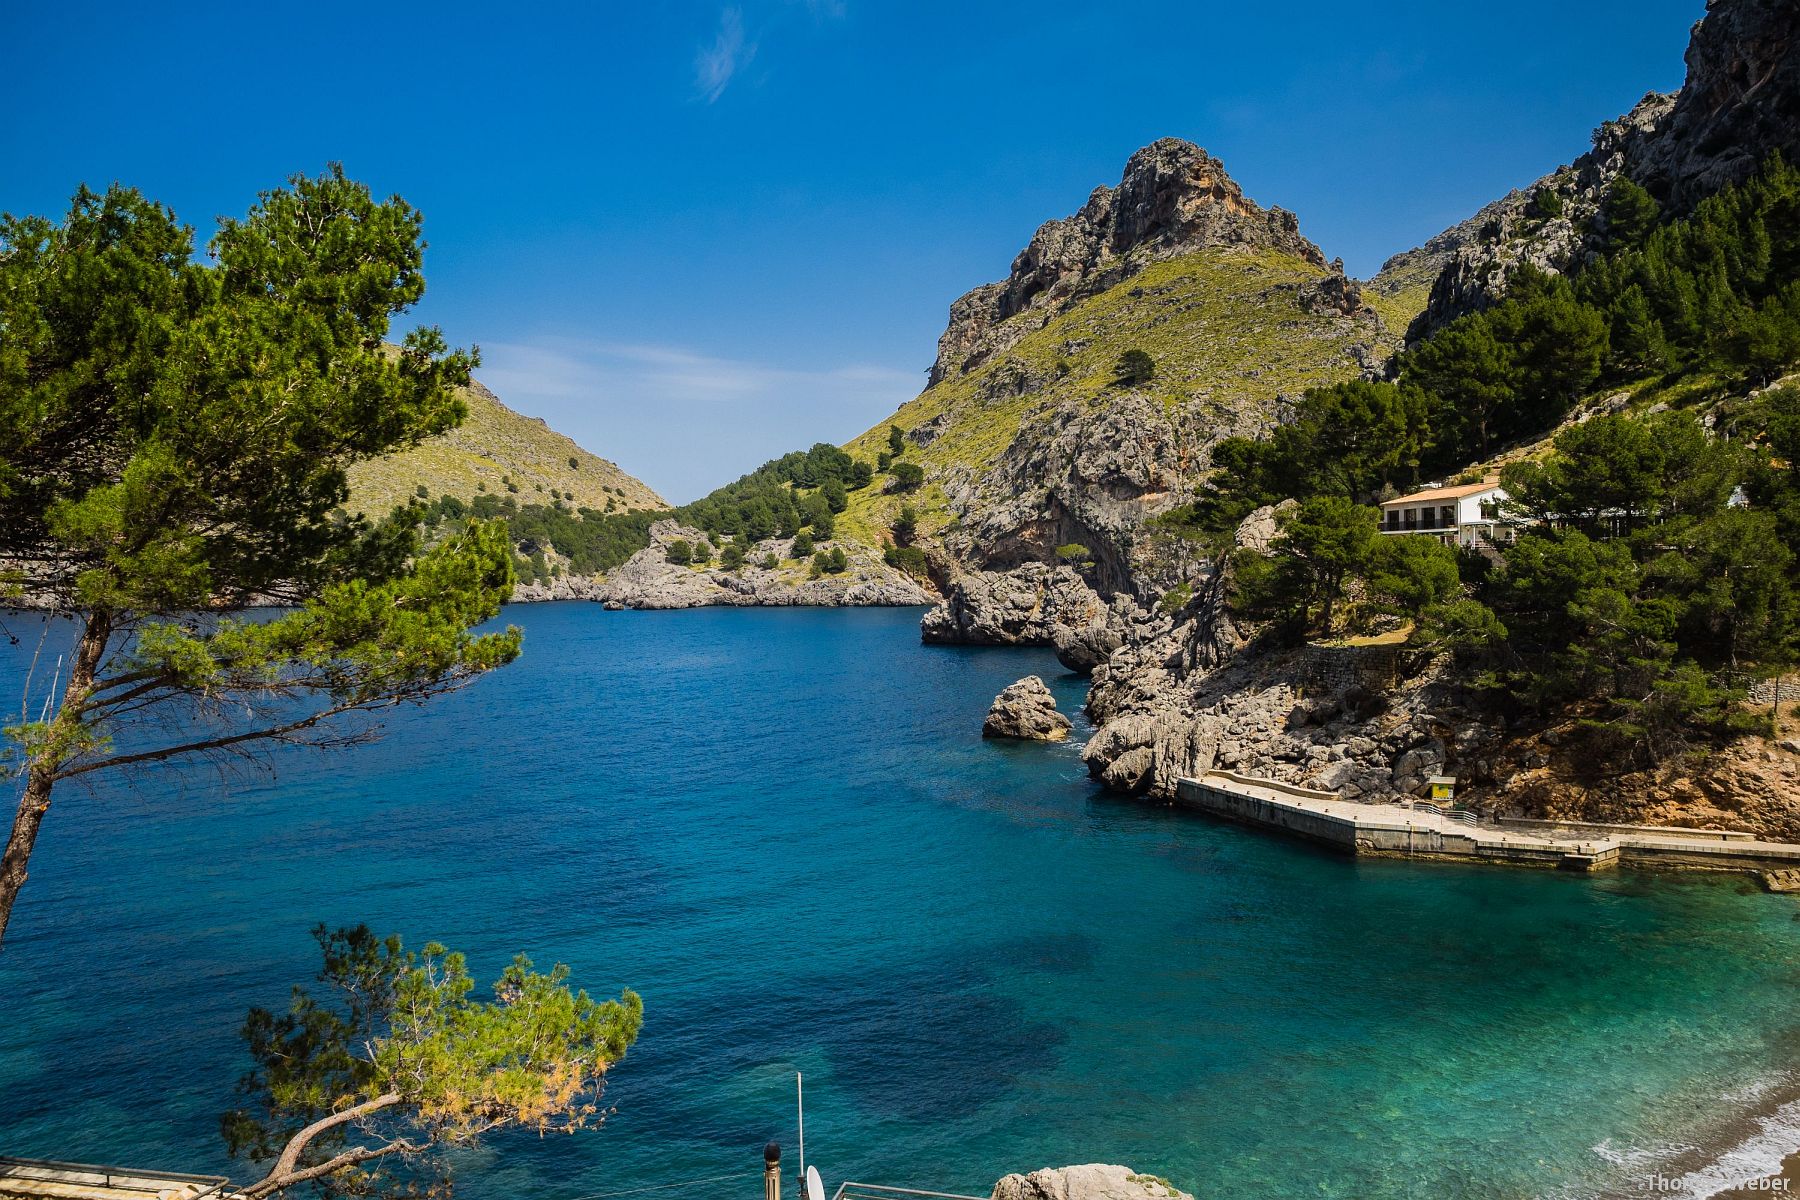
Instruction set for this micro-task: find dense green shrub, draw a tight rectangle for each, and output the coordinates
[884,544,928,579]
[1114,348,1155,385]
[892,505,919,547]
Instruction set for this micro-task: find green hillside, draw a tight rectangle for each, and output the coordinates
[838,246,1401,546]
[345,377,666,519]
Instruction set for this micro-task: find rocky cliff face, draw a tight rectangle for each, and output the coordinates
[1394,0,1800,335]
[1628,0,1800,212]
[931,138,1328,385]
[1076,507,1800,839]
[1392,92,1675,334]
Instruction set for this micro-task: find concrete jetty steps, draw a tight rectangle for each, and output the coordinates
[1176,770,1800,874]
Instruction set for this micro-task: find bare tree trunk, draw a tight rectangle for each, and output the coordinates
[242,1092,406,1199]
[0,612,111,949]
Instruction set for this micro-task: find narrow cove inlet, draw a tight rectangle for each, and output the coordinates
[4,605,1799,1200]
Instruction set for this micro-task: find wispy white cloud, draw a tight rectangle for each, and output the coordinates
[694,7,750,103]
[477,338,920,502]
[484,338,913,406]
[693,2,846,103]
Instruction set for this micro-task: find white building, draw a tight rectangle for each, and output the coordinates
[1378,478,1510,546]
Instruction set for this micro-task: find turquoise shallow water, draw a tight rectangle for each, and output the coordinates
[5,603,1800,1199]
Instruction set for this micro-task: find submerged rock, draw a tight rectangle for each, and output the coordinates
[983,676,1073,742]
[991,1165,1192,1200]
[1760,869,1800,895]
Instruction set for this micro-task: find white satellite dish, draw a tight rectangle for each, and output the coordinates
[806,1165,825,1200]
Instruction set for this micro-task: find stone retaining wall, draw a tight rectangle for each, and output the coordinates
[1295,644,1438,694]
[1748,677,1800,704]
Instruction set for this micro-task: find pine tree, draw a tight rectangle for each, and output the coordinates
[0,171,519,944]
[892,504,919,547]
[1602,178,1661,249]
[1609,284,1671,373]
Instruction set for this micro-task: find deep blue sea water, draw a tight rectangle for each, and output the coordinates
[5,603,1800,1199]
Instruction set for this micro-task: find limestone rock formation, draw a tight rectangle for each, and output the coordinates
[1627,0,1800,212]
[1051,617,1123,675]
[1080,505,1455,801]
[949,389,1243,598]
[848,137,1395,653]
[1393,0,1800,336]
[921,564,1108,646]
[1398,92,1674,335]
[931,138,1327,384]
[991,1166,1192,1200]
[982,676,1073,742]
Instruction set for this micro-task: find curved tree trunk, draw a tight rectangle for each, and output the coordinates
[242,1092,407,1199]
[0,612,111,949]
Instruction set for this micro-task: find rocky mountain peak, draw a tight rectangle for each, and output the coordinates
[1391,0,1799,337]
[930,138,1327,384]
[1628,0,1800,211]
[1107,138,1298,256]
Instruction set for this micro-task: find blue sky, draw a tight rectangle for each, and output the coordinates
[5,1,1701,502]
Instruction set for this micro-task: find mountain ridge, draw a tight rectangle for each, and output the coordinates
[345,375,666,519]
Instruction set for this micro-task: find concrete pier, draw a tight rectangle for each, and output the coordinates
[1175,770,1800,873]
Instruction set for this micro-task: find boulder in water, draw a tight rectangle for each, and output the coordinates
[991,1166,1193,1200]
[983,676,1073,742]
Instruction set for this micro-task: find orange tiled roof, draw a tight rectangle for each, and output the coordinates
[1381,480,1503,507]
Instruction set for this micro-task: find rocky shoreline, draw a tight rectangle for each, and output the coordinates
[510,519,934,609]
